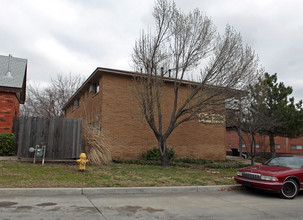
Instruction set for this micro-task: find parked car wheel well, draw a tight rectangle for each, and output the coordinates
[281,178,299,199]
[285,177,300,188]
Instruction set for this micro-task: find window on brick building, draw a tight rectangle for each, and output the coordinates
[94,81,99,94]
[90,121,101,131]
[255,144,260,149]
[242,144,246,148]
[276,144,280,149]
[291,145,302,150]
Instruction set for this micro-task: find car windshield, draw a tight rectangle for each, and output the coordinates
[264,156,303,169]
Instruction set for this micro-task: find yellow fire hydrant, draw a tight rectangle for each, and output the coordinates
[77,153,89,172]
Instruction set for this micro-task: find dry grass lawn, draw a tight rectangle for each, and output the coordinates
[0,161,239,188]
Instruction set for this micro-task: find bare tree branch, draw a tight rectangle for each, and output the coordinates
[20,73,84,117]
[132,0,262,166]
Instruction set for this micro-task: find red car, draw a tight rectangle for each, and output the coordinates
[234,154,303,199]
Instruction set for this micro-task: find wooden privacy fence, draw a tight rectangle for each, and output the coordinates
[13,117,83,159]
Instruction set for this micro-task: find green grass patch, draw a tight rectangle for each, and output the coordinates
[0,161,240,188]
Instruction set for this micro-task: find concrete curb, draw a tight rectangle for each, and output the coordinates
[0,185,242,196]
[0,188,82,196]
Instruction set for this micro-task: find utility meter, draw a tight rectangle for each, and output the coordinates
[36,148,43,157]
[29,145,46,164]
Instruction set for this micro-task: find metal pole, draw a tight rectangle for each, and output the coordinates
[238,96,243,158]
[42,145,46,165]
[33,145,38,164]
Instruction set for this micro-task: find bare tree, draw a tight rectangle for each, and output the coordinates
[132,0,262,167]
[21,73,84,117]
[239,80,275,165]
[226,95,245,157]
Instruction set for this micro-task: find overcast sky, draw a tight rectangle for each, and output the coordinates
[1,0,303,100]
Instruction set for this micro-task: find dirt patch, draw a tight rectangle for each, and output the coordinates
[0,201,18,207]
[15,206,33,211]
[36,202,57,207]
[144,207,164,213]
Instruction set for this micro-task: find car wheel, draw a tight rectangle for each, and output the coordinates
[280,179,298,199]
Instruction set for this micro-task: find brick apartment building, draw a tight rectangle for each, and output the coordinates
[63,67,227,161]
[226,128,303,155]
[0,55,27,133]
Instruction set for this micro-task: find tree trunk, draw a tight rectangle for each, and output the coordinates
[159,138,169,167]
[269,134,276,157]
[236,128,243,158]
[250,135,255,166]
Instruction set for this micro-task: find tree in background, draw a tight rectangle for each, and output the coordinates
[132,0,261,167]
[226,95,245,157]
[261,73,303,156]
[21,73,84,117]
[231,73,303,163]
[240,78,272,165]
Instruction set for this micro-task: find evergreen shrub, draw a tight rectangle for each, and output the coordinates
[0,133,17,156]
[142,147,175,161]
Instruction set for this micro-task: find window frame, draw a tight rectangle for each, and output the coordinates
[94,81,99,94]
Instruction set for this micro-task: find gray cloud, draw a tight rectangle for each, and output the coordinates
[0,0,302,101]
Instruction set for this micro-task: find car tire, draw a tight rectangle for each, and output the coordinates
[280,179,299,199]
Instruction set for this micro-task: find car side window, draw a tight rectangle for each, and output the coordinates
[266,157,279,166]
[265,156,303,169]
[295,157,303,168]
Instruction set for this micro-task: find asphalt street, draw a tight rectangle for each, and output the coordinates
[1,189,303,220]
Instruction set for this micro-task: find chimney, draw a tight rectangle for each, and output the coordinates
[5,54,13,78]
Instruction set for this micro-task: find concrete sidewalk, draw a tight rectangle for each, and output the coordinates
[2,189,301,220]
[0,185,242,196]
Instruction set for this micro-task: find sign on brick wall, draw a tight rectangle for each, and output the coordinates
[198,113,225,124]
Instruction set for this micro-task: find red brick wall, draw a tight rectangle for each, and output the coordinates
[66,72,226,161]
[226,130,269,153]
[0,91,20,133]
[226,129,303,154]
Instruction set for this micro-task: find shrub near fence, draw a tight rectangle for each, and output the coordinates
[0,133,17,156]
[13,117,83,159]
